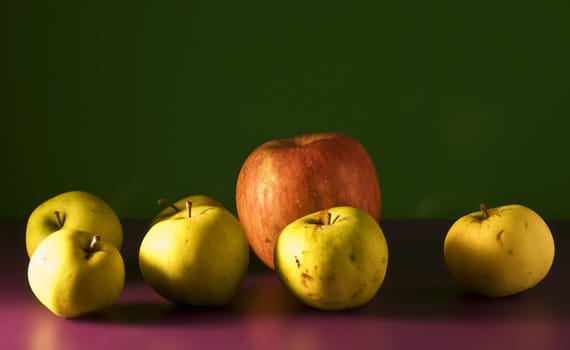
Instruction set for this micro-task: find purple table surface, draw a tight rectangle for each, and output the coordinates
[1,219,569,350]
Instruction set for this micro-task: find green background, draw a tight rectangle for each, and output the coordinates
[3,1,569,220]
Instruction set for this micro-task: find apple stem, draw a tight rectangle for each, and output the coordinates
[157,198,179,212]
[89,235,101,251]
[480,204,489,219]
[54,211,64,228]
[331,214,340,225]
[186,201,192,218]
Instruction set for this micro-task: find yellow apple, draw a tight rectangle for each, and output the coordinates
[139,202,249,305]
[27,229,125,318]
[149,195,224,227]
[443,204,555,297]
[274,206,389,311]
[26,190,123,257]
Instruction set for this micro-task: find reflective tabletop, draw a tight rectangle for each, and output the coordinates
[2,220,569,349]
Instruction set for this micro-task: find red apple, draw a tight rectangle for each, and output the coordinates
[235,132,381,269]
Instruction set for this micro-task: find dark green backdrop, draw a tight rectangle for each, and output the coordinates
[3,1,569,220]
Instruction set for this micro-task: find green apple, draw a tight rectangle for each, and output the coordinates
[274,206,389,311]
[138,202,250,305]
[149,195,224,227]
[26,190,123,257]
[443,204,555,297]
[27,228,125,318]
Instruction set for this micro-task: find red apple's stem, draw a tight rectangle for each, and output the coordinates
[480,204,489,219]
[89,235,101,251]
[157,198,179,212]
[186,201,192,218]
[54,211,64,228]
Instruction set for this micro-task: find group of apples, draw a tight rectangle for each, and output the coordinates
[24,132,556,319]
[25,191,250,318]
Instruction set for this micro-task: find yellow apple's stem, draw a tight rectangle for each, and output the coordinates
[54,211,64,228]
[480,204,490,219]
[186,201,192,218]
[331,214,340,225]
[89,235,101,251]
[157,198,179,212]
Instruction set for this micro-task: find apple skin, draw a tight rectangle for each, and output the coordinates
[27,229,125,318]
[149,195,224,227]
[26,190,123,257]
[236,132,381,269]
[138,205,250,305]
[443,204,555,297]
[274,206,388,311]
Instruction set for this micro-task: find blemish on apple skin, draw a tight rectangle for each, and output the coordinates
[374,270,382,280]
[319,273,336,282]
[351,289,363,298]
[508,249,514,255]
[496,229,504,244]
[349,252,357,262]
[295,256,300,268]
[301,273,313,288]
